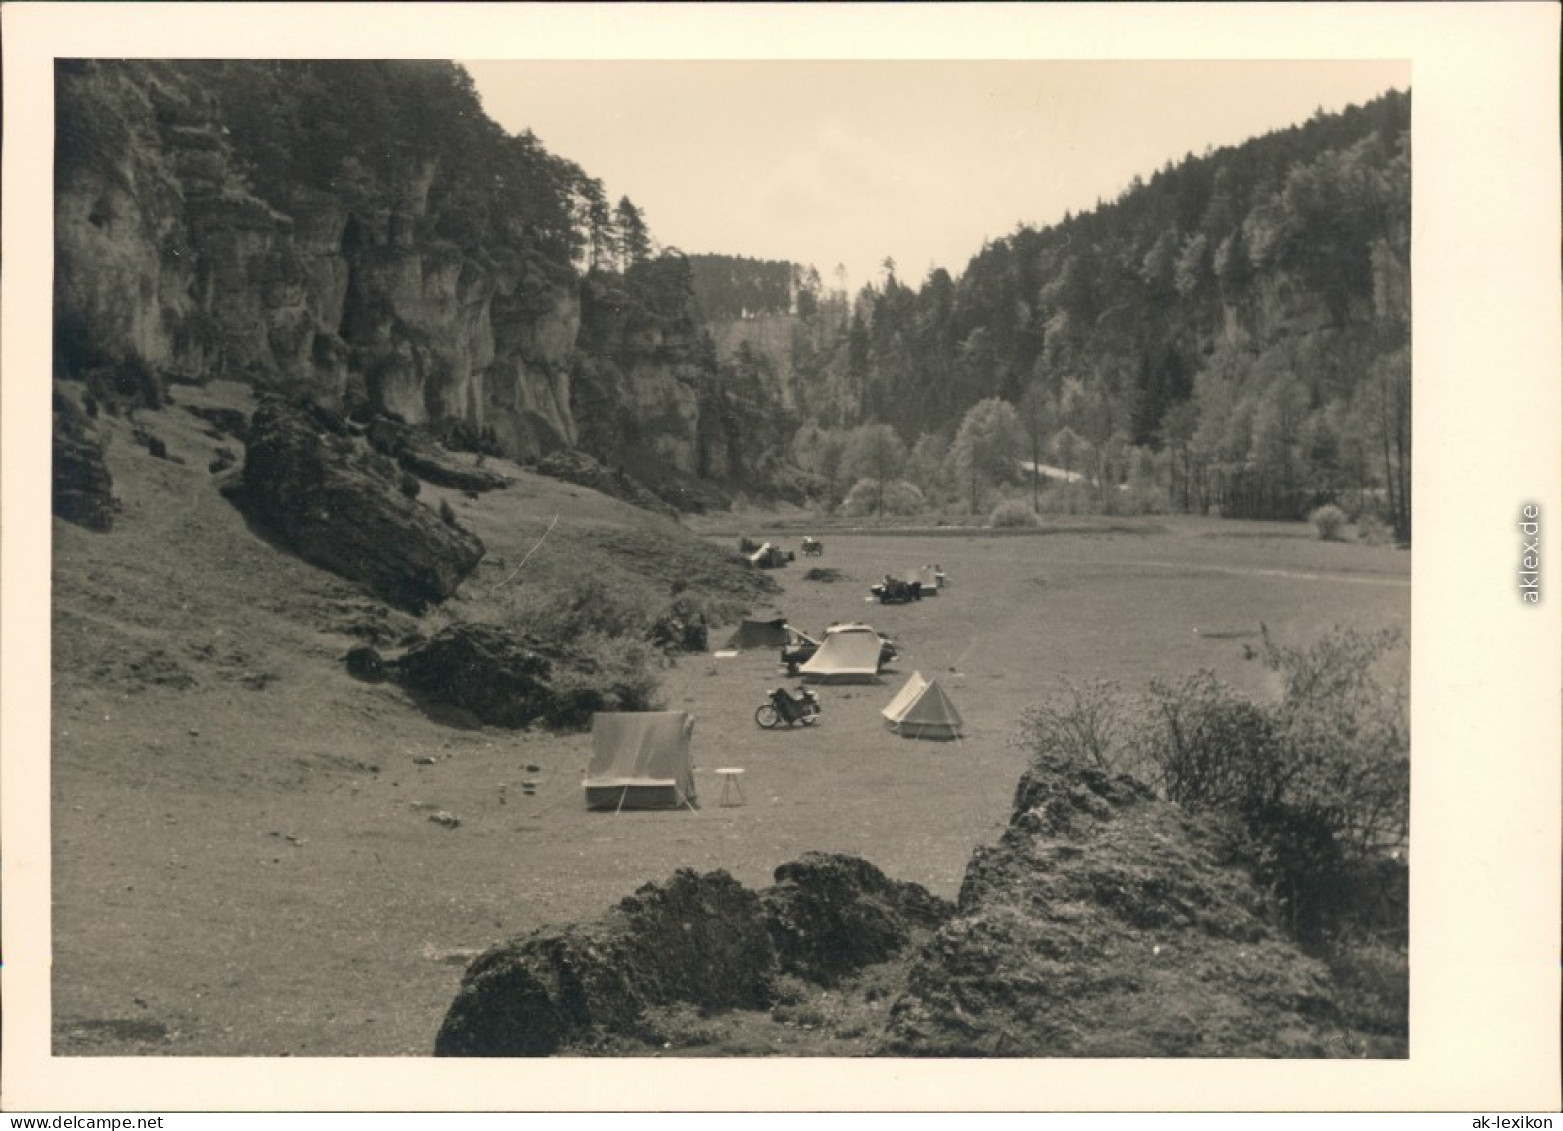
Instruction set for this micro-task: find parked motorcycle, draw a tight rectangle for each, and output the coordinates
[755,685,821,728]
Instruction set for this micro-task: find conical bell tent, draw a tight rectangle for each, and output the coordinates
[881,671,964,740]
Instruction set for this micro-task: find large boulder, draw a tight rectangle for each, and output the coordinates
[761,853,955,985]
[433,854,951,1057]
[222,398,484,612]
[434,869,775,1056]
[392,622,557,728]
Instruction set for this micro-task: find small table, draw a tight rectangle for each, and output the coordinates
[714,768,747,807]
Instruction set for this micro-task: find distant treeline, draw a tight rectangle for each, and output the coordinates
[60,60,1410,535]
[755,91,1412,539]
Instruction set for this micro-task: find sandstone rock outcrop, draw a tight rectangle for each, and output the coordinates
[881,757,1342,1056]
[433,854,952,1057]
[434,870,776,1056]
[432,758,1352,1058]
[392,623,564,729]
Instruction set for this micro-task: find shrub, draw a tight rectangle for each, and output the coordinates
[1143,674,1287,815]
[1034,481,1095,516]
[1260,626,1409,858]
[438,498,458,527]
[399,470,421,498]
[988,498,1039,528]
[1323,936,1409,1052]
[1016,679,1144,777]
[1118,483,1170,516]
[1020,627,1409,946]
[840,478,926,518]
[1309,504,1347,541]
[545,634,664,725]
[493,576,668,726]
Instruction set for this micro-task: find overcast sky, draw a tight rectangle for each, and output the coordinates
[473,61,1403,292]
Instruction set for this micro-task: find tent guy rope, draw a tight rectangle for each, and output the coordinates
[494,513,560,588]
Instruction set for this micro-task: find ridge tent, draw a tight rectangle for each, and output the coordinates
[798,625,883,682]
[721,618,791,651]
[881,671,964,740]
[583,711,697,811]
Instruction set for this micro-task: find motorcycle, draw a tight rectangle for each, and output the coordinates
[755,685,822,729]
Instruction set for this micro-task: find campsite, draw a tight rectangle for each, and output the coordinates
[36,54,1432,1064]
[47,414,1411,1056]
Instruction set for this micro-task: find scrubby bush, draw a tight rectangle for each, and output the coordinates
[988,498,1039,528]
[438,498,459,527]
[1259,626,1409,859]
[1356,514,1390,544]
[1309,503,1347,541]
[498,577,667,724]
[840,478,926,518]
[1019,627,1408,947]
[545,635,664,724]
[399,470,421,498]
[1017,679,1142,775]
[1143,674,1288,815]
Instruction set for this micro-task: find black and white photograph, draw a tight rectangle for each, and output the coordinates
[3,1,1558,1115]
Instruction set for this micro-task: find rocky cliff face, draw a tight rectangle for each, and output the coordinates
[575,274,709,477]
[54,61,587,463]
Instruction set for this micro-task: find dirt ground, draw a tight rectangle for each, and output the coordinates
[47,389,1410,1057]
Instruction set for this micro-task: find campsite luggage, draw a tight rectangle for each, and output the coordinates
[582,711,698,810]
[755,686,821,729]
[801,537,824,557]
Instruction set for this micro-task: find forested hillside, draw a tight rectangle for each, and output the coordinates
[54,61,1410,534]
[763,92,1411,538]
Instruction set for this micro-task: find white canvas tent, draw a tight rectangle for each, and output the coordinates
[798,625,883,682]
[881,671,964,740]
[583,711,697,810]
